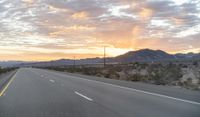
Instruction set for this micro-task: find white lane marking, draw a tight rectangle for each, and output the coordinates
[49,79,55,83]
[75,91,93,101]
[38,69,200,105]
[68,76,200,105]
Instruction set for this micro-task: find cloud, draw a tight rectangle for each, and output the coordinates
[0,0,200,61]
[72,11,89,20]
[49,25,96,37]
[22,0,34,4]
[139,8,153,20]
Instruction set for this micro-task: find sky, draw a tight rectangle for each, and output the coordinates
[0,0,200,61]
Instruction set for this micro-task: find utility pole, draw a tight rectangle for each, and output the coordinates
[73,56,76,70]
[104,46,106,67]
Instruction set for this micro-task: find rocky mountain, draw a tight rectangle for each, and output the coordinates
[114,49,176,63]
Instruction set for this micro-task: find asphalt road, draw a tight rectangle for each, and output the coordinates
[0,68,200,117]
[0,71,16,92]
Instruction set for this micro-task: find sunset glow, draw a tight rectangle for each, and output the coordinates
[0,0,199,61]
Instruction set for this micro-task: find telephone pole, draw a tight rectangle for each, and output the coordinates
[73,56,76,70]
[104,46,106,67]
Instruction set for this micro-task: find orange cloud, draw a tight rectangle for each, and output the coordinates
[95,31,133,49]
[22,0,34,4]
[72,11,89,20]
[139,8,153,20]
[48,5,69,12]
[49,25,96,37]
[132,26,143,38]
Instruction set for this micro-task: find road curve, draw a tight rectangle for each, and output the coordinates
[0,68,200,117]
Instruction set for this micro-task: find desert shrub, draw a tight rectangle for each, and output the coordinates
[100,68,120,79]
[147,63,182,85]
[131,62,139,69]
[112,66,123,72]
[140,63,148,69]
[182,65,188,68]
[0,67,17,74]
[182,78,199,90]
[79,67,100,75]
[129,74,144,82]
[193,61,198,67]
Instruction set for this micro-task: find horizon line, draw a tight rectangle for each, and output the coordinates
[0,48,199,62]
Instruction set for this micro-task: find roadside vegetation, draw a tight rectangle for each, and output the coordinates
[0,67,17,75]
[44,60,200,90]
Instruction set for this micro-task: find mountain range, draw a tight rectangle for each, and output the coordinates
[1,49,200,67]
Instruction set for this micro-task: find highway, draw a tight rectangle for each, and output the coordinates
[0,68,200,117]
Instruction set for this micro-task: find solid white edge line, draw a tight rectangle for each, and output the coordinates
[75,91,93,101]
[70,76,200,105]
[37,69,200,105]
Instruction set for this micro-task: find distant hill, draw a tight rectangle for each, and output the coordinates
[0,61,27,68]
[175,52,200,60]
[114,49,176,63]
[17,58,104,67]
[14,49,200,67]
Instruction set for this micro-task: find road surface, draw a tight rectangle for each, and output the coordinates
[0,68,200,117]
